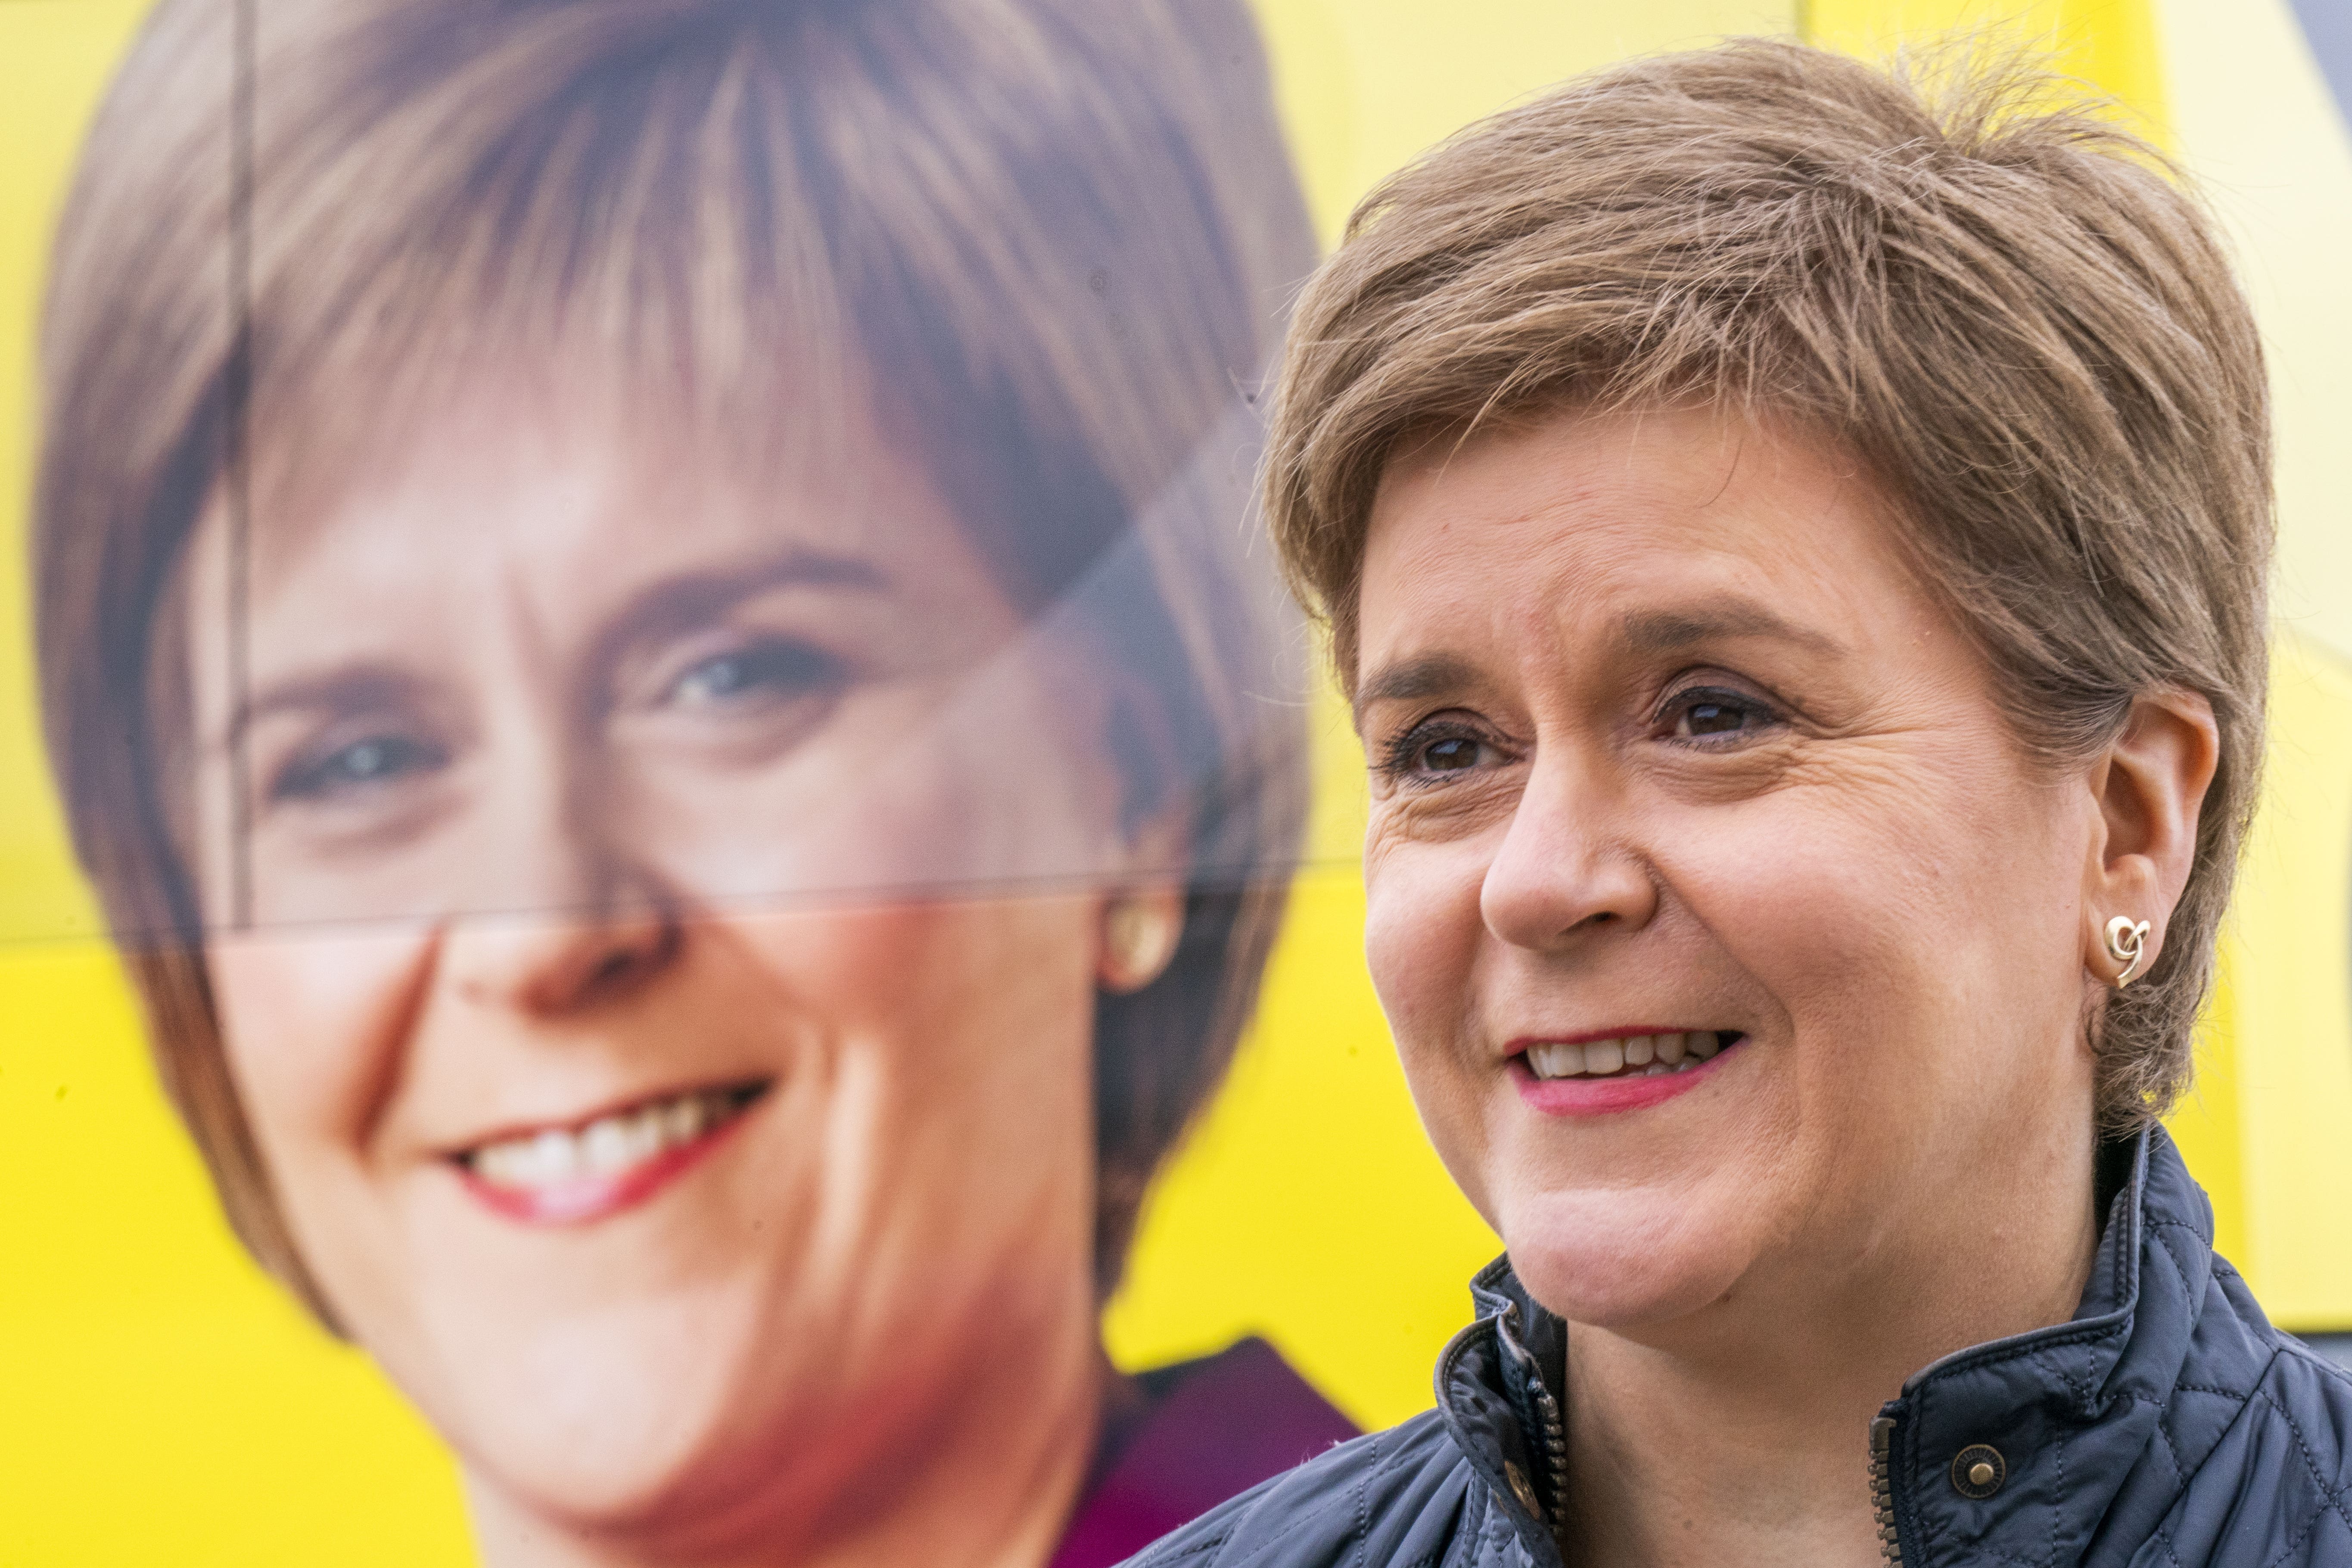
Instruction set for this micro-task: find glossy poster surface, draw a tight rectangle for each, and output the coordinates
[4,0,2352,1563]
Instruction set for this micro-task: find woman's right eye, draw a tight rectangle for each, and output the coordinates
[1418,736,1487,772]
[1381,720,1501,782]
[271,733,448,802]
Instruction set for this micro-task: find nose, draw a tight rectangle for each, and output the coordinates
[443,895,679,1018]
[439,813,681,1019]
[1479,749,1657,951]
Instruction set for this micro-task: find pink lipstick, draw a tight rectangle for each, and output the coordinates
[1509,1030,1744,1117]
[453,1081,765,1225]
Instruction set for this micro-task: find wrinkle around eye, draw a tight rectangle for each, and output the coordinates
[1368,727,1524,834]
[1639,725,1841,805]
[1368,768,1523,855]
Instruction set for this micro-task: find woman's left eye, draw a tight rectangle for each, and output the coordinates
[665,640,838,708]
[1663,686,1780,743]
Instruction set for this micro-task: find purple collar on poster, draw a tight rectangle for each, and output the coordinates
[1051,1338,1359,1568]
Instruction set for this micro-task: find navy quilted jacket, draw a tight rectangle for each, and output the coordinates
[1126,1128,2352,1567]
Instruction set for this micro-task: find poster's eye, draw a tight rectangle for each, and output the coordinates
[273,732,448,801]
[666,640,838,709]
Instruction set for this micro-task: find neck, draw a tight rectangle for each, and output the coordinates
[465,1335,1112,1568]
[1559,1137,2102,1568]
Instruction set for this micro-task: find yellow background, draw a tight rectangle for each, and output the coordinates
[7,0,2352,1561]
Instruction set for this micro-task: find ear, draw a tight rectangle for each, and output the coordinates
[1097,804,1189,995]
[2080,689,2219,986]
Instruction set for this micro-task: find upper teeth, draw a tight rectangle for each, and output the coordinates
[467,1088,745,1190]
[1526,1032,1724,1080]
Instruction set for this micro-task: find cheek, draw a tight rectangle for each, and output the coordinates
[1666,748,2086,1104]
[1362,835,1485,1045]
[710,895,1110,1397]
[206,927,431,1165]
[729,894,1103,1179]
[1674,812,1917,1035]
[1362,835,1496,1192]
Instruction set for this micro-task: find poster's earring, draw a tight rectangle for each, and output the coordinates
[2104,916,2152,988]
[1101,895,1181,994]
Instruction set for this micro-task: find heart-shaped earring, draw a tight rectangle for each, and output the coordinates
[2104,916,2152,988]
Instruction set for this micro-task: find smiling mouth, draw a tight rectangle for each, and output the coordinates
[1521,1031,1741,1080]
[454,1080,769,1225]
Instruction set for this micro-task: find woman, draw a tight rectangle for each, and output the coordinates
[34,0,1352,1564]
[1131,39,2352,1568]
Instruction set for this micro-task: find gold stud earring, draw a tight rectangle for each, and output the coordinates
[2104,916,2152,988]
[1102,897,1179,994]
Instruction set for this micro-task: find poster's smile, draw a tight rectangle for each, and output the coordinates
[453,1080,769,1226]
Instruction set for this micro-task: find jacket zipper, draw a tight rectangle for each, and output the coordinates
[1529,1364,1570,1532]
[1869,1416,1904,1567]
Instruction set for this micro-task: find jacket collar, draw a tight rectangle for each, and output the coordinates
[1876,1126,2226,1562]
[1437,1127,2232,1562]
[1438,1256,1572,1564]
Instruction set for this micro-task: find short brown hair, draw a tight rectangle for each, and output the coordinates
[1265,39,2270,1129]
[39,0,1313,1316]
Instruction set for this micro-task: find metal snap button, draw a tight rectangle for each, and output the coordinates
[1503,1459,1541,1517]
[1949,1444,2006,1500]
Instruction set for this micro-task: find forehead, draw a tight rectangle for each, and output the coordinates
[1355,405,1935,673]
[212,370,983,616]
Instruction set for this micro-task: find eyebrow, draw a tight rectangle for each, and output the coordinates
[1618,603,1845,656]
[224,664,439,752]
[600,548,889,649]
[1351,600,1846,725]
[1351,653,1482,719]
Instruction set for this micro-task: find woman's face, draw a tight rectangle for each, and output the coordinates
[184,392,1132,1540]
[1354,406,2106,1333]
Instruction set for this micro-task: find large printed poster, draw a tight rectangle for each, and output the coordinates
[4,0,2351,1563]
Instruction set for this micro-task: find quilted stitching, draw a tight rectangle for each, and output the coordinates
[1119,1132,2352,1568]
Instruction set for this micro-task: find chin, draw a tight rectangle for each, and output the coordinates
[398,1276,807,1537]
[1498,1182,1761,1332]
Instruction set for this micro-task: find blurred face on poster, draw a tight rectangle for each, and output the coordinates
[36,0,1316,1562]
[190,387,1136,1548]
